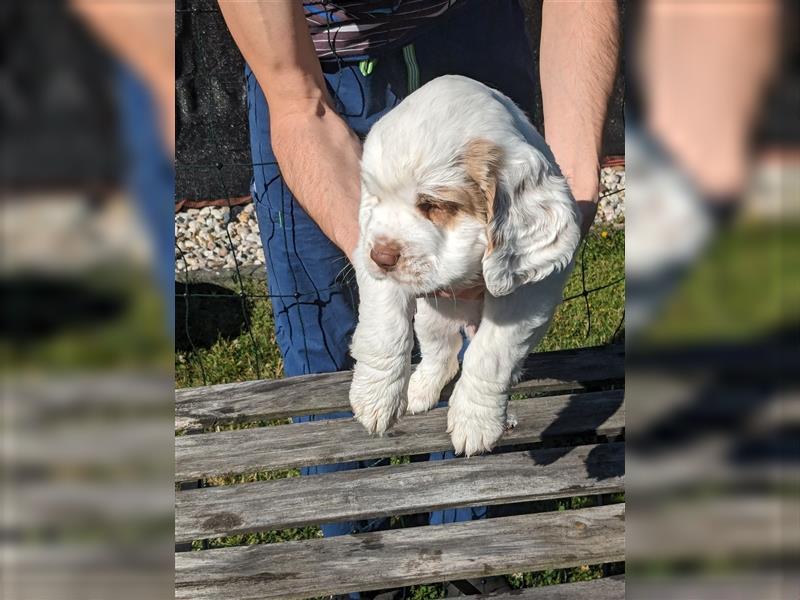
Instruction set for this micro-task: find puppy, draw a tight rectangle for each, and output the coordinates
[349,75,581,456]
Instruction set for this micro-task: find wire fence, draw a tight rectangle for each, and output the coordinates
[175,2,625,387]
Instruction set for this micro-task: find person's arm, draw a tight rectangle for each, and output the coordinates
[71,0,175,154]
[218,1,361,259]
[540,0,619,237]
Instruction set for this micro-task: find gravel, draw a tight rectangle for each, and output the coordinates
[175,167,625,274]
[175,203,264,274]
[597,166,625,229]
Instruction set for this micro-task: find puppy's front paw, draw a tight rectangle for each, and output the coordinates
[446,381,507,456]
[350,364,407,435]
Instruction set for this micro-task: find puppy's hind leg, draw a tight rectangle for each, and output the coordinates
[407,298,464,414]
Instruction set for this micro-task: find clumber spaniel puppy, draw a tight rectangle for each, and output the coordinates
[349,75,581,456]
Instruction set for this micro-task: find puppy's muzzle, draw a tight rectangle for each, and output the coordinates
[370,241,401,271]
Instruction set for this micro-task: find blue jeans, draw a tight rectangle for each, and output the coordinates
[247,0,537,536]
[116,64,175,334]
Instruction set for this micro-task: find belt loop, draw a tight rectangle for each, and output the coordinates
[402,44,420,93]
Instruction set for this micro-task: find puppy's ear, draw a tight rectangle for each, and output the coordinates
[462,139,503,223]
[465,139,581,297]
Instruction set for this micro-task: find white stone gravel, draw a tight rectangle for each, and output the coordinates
[176,167,625,273]
[175,203,264,274]
[596,166,625,228]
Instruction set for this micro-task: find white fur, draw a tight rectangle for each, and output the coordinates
[349,76,581,455]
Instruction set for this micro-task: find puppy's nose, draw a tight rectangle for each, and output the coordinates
[370,243,401,270]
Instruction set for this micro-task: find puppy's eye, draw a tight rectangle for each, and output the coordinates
[416,194,457,222]
[417,199,436,215]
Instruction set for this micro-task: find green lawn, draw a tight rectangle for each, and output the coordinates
[645,220,799,344]
[176,279,284,387]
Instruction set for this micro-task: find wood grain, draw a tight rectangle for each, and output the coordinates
[175,504,625,599]
[176,344,624,431]
[175,390,624,480]
[480,576,624,599]
[176,442,624,542]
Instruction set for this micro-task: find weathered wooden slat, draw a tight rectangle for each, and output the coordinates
[14,483,170,529]
[176,344,624,431]
[176,390,624,480]
[627,575,798,600]
[480,576,624,599]
[11,544,173,600]
[627,496,799,561]
[482,576,624,599]
[176,442,624,542]
[175,504,625,600]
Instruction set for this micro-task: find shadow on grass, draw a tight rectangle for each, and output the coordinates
[175,282,250,351]
[1,274,127,342]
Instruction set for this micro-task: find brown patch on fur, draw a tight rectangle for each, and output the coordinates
[415,140,504,235]
[416,183,490,229]
[442,182,489,222]
[462,139,503,251]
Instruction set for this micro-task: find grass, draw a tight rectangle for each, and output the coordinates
[645,220,800,344]
[2,266,171,372]
[175,227,624,388]
[176,277,284,387]
[175,227,626,597]
[540,226,625,352]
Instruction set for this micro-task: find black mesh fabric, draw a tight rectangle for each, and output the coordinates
[175,0,252,203]
[0,2,121,191]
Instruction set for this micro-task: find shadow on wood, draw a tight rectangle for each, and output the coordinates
[533,388,624,471]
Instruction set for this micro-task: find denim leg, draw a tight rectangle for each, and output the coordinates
[246,66,359,378]
[424,334,490,525]
[115,63,175,336]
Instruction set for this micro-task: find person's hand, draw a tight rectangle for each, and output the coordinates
[551,144,601,241]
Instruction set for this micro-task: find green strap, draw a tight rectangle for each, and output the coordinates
[402,44,420,93]
[358,58,377,77]
[359,46,418,92]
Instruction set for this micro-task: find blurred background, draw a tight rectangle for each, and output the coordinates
[625,1,799,598]
[2,1,173,599]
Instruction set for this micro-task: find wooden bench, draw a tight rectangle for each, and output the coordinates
[175,344,625,599]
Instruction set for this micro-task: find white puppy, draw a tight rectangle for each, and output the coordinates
[349,75,581,456]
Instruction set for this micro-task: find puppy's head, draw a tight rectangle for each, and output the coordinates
[360,138,581,296]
